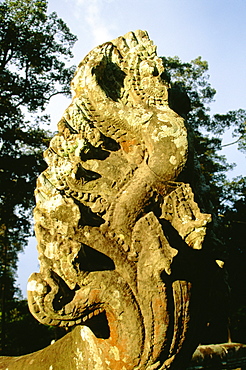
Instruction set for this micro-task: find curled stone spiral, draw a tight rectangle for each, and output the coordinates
[25,30,215,370]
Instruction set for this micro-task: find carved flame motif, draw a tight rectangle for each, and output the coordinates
[28,31,212,369]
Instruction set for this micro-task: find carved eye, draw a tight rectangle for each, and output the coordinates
[139,60,159,77]
[152,66,159,77]
[92,57,126,101]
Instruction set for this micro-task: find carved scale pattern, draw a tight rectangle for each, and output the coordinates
[28,30,212,370]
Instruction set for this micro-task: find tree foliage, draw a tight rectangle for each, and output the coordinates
[219,176,246,342]
[0,0,77,354]
[162,55,246,343]
[2,298,67,356]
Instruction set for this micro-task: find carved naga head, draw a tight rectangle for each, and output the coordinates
[28,30,213,370]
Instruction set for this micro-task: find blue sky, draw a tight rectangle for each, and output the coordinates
[47,0,246,114]
[17,0,246,295]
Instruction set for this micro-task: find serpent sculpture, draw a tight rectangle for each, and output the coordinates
[25,30,214,369]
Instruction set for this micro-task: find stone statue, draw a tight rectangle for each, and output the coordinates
[0,30,216,369]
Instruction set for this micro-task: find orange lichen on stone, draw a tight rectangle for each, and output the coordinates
[0,30,218,370]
